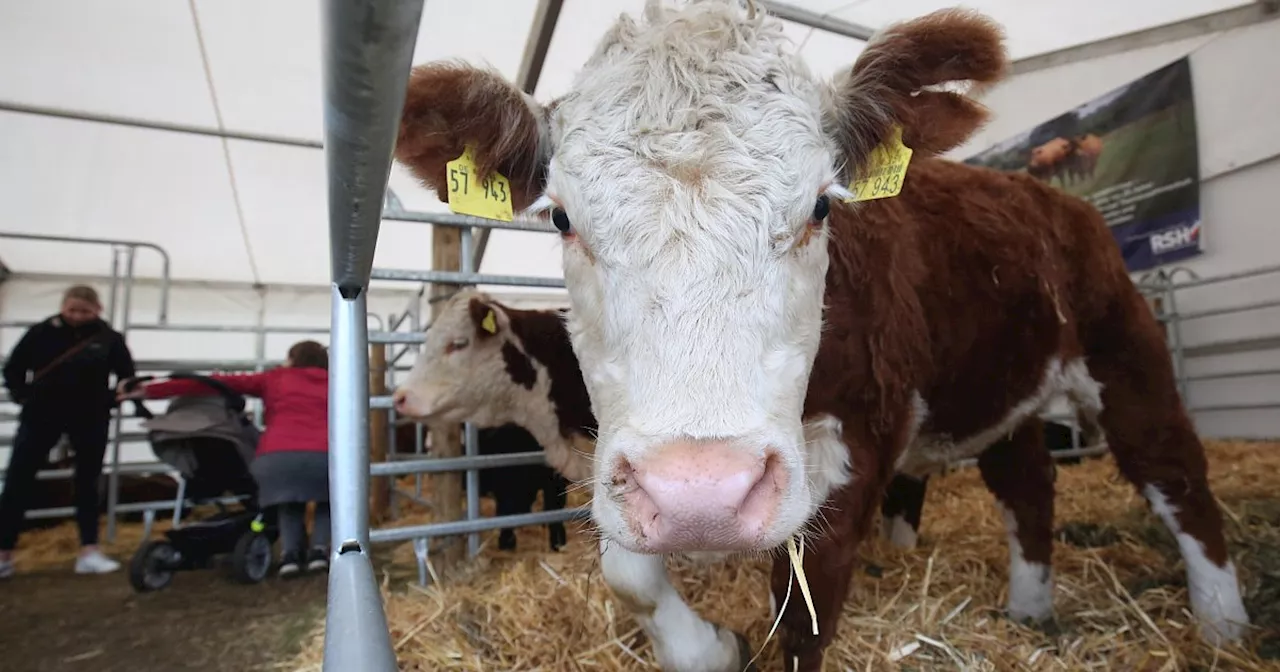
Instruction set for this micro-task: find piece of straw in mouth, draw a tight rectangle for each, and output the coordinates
[744,535,820,669]
[787,536,819,636]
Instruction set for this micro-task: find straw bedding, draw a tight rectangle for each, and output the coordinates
[280,439,1280,671]
[15,440,1280,670]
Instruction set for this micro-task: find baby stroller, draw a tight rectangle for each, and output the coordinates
[125,373,279,592]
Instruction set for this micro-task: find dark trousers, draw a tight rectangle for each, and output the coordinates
[276,501,331,558]
[0,413,110,550]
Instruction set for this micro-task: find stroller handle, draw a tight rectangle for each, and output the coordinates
[122,375,156,393]
[120,373,251,419]
[118,376,156,419]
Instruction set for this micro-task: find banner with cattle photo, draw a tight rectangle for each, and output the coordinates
[964,57,1201,272]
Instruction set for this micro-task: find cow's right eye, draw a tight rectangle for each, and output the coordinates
[551,208,572,236]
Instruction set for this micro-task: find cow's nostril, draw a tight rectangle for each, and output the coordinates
[391,389,410,413]
[611,456,637,489]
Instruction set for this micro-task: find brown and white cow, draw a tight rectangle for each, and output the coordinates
[1066,132,1105,184]
[1027,136,1072,183]
[393,2,1248,669]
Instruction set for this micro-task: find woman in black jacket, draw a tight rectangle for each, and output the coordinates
[0,285,137,578]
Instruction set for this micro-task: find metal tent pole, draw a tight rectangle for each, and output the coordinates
[104,246,137,542]
[319,0,424,670]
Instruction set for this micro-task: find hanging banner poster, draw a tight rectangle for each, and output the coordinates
[964,57,1201,272]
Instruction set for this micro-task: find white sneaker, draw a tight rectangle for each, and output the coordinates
[75,550,121,574]
[0,558,13,579]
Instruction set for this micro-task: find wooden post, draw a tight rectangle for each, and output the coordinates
[430,225,465,573]
[368,343,391,523]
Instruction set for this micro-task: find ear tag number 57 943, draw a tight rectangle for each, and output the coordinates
[446,146,515,222]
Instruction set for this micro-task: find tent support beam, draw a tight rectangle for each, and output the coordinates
[0,101,323,149]
[1012,0,1280,75]
[758,1,876,41]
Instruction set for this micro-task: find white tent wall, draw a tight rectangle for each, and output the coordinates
[950,16,1280,439]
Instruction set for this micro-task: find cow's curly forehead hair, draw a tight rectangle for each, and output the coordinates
[539,0,841,267]
[550,0,822,171]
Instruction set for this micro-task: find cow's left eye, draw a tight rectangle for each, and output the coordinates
[445,338,469,354]
[812,195,830,222]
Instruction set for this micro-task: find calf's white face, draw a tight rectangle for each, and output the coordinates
[547,3,840,554]
[392,290,533,429]
[394,0,1008,554]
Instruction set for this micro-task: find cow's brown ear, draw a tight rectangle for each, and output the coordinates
[467,298,504,339]
[826,9,1008,166]
[396,62,551,211]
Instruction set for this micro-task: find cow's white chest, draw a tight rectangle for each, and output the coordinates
[894,358,1102,478]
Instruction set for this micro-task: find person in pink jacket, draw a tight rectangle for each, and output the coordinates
[120,341,330,578]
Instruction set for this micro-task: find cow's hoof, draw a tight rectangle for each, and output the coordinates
[1006,610,1061,635]
[731,629,757,672]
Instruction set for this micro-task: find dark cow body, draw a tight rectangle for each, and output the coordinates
[396,421,569,551]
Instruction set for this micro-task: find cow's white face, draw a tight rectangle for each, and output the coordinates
[394,0,1009,555]
[532,4,842,553]
[392,290,533,430]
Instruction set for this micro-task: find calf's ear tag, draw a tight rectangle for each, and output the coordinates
[481,309,497,334]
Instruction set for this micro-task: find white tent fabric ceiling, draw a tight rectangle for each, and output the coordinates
[0,0,1249,289]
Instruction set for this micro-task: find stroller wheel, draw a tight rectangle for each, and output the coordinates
[129,540,178,593]
[230,531,273,584]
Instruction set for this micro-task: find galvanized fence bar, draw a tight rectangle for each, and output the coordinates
[1176,297,1280,322]
[105,246,138,541]
[14,462,176,481]
[1190,402,1280,413]
[1148,263,1280,415]
[107,247,122,333]
[951,444,1110,470]
[0,358,415,374]
[383,209,556,233]
[1145,262,1280,291]
[370,267,566,288]
[0,432,148,449]
[24,495,243,521]
[1186,368,1280,383]
[369,331,426,344]
[370,451,549,477]
[370,506,591,545]
[0,232,172,324]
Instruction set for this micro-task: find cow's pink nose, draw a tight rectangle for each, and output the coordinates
[391,388,412,415]
[617,440,786,552]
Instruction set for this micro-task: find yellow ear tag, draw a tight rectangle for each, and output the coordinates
[847,125,913,202]
[481,309,497,334]
[445,145,515,222]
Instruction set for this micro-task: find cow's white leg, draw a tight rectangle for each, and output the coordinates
[976,421,1057,625]
[882,514,919,549]
[600,542,746,672]
[1143,485,1249,645]
[998,503,1055,622]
